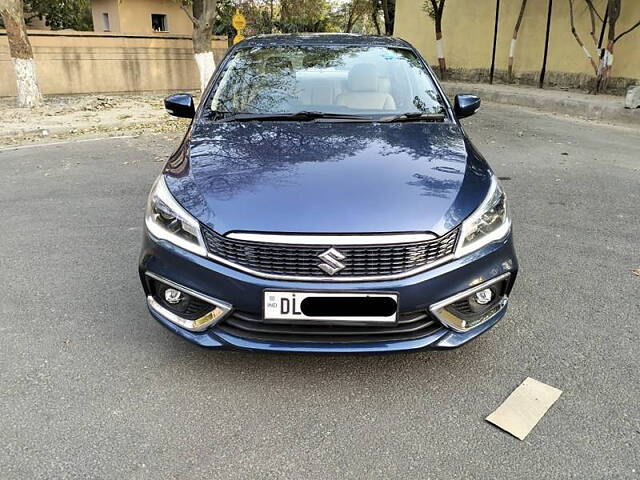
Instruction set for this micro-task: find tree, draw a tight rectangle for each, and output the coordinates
[215,0,275,44]
[0,0,42,107]
[567,0,640,92]
[178,0,218,92]
[370,0,381,34]
[380,0,395,35]
[422,0,446,78]
[507,0,527,83]
[25,0,93,30]
[567,0,598,74]
[335,0,379,33]
[595,0,640,92]
[278,0,333,32]
[369,0,394,35]
[341,0,368,33]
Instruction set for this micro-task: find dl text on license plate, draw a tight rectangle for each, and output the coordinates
[263,291,398,323]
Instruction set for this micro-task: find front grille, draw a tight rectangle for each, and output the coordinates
[202,227,459,279]
[215,310,442,343]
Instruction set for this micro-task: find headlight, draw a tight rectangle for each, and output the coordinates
[145,176,207,256]
[455,176,511,257]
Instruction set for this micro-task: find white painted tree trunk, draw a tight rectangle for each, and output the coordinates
[12,57,42,108]
[1,0,44,108]
[507,38,518,80]
[194,51,216,93]
[435,36,446,77]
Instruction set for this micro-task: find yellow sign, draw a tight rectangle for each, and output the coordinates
[232,10,247,31]
[232,10,246,44]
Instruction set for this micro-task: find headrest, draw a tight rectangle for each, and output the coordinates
[347,63,378,92]
[378,77,391,93]
[264,57,293,73]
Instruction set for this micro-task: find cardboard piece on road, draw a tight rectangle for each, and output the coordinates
[486,377,562,440]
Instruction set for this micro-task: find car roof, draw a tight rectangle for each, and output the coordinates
[237,33,412,49]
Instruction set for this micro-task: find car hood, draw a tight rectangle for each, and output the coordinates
[164,121,492,237]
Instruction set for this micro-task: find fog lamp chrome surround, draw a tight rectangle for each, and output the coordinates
[429,272,511,333]
[145,272,232,332]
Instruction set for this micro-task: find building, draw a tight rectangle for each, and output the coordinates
[90,0,193,35]
[1,0,227,97]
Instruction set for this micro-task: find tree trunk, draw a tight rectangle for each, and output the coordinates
[371,3,381,35]
[269,0,274,33]
[595,39,614,92]
[346,6,356,32]
[428,0,446,78]
[595,0,620,93]
[588,0,640,93]
[1,0,43,107]
[508,0,527,83]
[381,0,393,35]
[568,0,597,74]
[193,22,215,93]
[435,18,446,78]
[584,0,599,46]
[181,0,217,93]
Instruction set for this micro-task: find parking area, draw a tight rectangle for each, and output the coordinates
[1,104,638,478]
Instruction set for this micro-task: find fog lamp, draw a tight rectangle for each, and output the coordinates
[474,288,493,305]
[164,288,184,304]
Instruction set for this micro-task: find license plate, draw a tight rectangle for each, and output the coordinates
[263,291,398,323]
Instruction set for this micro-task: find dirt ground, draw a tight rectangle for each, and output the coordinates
[0,93,193,146]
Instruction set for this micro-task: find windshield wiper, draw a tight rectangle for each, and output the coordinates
[205,110,234,121]
[379,112,446,123]
[215,111,374,122]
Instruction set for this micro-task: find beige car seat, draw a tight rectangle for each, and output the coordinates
[336,63,396,110]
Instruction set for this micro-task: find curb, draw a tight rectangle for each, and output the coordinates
[1,116,176,144]
[443,81,640,127]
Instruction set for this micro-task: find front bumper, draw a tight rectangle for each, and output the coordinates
[139,230,518,353]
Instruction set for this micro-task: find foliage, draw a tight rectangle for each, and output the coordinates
[25,0,93,31]
[422,0,445,26]
[337,0,371,33]
[215,0,279,37]
[213,0,386,36]
[422,0,436,19]
[277,0,335,32]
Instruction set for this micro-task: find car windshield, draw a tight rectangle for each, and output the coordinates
[208,45,445,117]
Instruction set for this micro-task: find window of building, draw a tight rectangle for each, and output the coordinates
[151,14,168,32]
[102,13,110,32]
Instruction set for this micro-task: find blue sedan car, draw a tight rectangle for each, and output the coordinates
[139,34,518,353]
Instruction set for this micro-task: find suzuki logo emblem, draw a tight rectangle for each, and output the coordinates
[317,248,346,275]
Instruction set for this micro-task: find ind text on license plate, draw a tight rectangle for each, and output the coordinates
[263,291,398,323]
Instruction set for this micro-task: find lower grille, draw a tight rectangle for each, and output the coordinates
[215,310,442,343]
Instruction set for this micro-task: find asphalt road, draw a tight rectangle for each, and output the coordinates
[1,105,639,479]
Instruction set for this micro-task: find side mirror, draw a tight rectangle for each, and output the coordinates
[454,94,481,119]
[164,93,195,118]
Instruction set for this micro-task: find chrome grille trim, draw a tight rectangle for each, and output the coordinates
[226,232,437,245]
[202,227,459,282]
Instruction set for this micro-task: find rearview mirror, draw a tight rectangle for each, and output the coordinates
[454,94,481,119]
[164,93,195,118]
